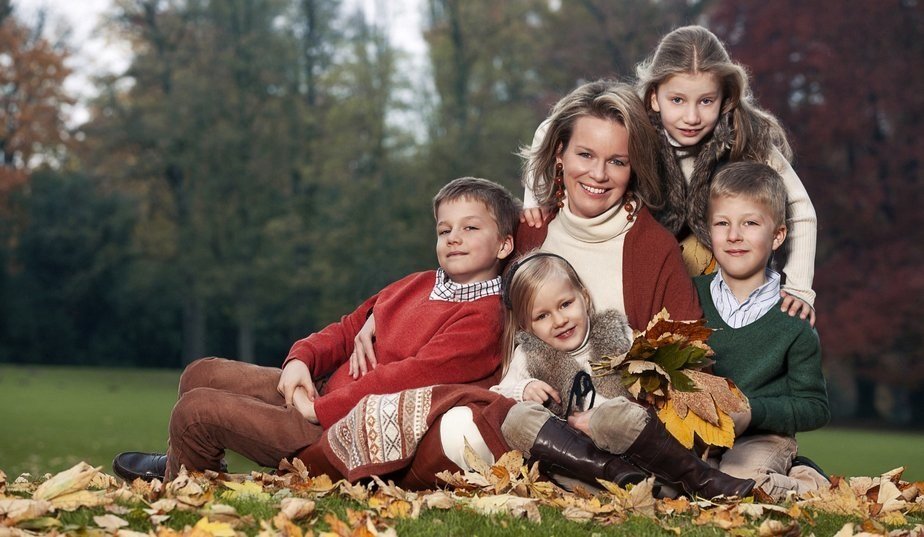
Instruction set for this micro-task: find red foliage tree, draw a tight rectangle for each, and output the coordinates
[708,1,924,388]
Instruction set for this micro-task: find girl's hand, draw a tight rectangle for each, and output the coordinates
[779,290,816,327]
[292,386,319,424]
[567,409,594,436]
[519,207,548,228]
[350,313,377,379]
[277,360,318,405]
[523,380,560,405]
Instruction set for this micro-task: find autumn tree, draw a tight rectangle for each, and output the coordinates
[0,7,72,199]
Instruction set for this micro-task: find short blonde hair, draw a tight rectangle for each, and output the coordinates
[709,161,787,227]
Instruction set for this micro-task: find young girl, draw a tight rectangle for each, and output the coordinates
[491,251,635,417]
[491,251,756,498]
[522,25,818,325]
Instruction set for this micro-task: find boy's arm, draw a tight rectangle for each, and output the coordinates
[747,325,830,436]
[283,292,379,379]
[312,309,501,427]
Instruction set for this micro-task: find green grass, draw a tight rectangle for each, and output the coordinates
[0,364,921,482]
[0,364,260,477]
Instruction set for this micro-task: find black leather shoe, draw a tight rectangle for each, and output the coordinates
[112,452,167,482]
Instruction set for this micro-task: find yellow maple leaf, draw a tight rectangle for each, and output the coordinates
[192,516,236,537]
[658,397,735,449]
[221,480,271,502]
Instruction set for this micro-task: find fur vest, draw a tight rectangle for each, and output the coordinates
[651,111,734,247]
[518,309,634,418]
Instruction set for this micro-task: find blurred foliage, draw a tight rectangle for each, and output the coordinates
[0,1,920,422]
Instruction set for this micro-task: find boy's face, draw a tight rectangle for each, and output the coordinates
[709,195,786,288]
[435,197,513,284]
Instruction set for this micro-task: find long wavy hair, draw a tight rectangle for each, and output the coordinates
[636,25,792,163]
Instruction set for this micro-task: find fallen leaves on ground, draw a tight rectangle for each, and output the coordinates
[1,459,922,536]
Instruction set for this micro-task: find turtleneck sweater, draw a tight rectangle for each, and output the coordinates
[542,198,634,313]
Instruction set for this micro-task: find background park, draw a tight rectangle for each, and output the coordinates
[0,0,922,525]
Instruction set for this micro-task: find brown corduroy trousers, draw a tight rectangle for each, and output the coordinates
[165,357,324,479]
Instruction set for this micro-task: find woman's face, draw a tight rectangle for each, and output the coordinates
[557,116,631,219]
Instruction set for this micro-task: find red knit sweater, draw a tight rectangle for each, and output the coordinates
[516,206,702,329]
[284,271,504,427]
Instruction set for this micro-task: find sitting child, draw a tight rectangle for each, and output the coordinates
[695,161,830,500]
[495,252,755,499]
[112,176,520,482]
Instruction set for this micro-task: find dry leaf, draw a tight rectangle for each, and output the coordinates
[49,489,110,511]
[0,498,53,524]
[92,514,128,531]
[191,516,236,537]
[32,462,100,501]
[221,480,271,502]
[279,497,316,520]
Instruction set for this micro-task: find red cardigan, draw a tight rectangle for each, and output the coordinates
[516,206,702,329]
[284,271,504,427]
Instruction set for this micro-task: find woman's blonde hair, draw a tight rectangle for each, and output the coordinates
[520,79,662,212]
[500,250,593,374]
[636,25,792,162]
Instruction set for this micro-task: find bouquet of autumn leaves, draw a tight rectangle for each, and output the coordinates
[591,309,748,450]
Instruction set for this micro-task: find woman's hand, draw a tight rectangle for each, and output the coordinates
[519,207,548,228]
[523,380,560,406]
[779,290,816,327]
[292,386,319,424]
[277,360,317,405]
[349,313,377,379]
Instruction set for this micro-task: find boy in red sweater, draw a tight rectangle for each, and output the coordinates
[113,177,519,481]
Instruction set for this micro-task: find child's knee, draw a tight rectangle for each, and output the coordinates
[169,387,217,438]
[178,357,226,396]
[501,401,553,455]
[587,397,649,454]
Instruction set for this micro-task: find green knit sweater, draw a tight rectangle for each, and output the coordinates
[694,275,830,436]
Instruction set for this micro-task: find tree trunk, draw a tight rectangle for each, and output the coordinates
[237,314,255,364]
[182,296,207,365]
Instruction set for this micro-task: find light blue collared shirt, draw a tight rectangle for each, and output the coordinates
[710,269,781,328]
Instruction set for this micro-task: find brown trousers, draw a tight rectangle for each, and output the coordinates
[166,357,324,479]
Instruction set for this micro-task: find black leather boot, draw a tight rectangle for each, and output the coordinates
[529,417,647,488]
[112,452,168,482]
[623,412,755,499]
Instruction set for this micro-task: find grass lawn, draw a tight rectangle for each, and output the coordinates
[1,364,922,481]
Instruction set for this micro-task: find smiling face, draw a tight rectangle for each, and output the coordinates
[651,71,723,147]
[709,194,787,294]
[528,272,590,353]
[435,197,513,284]
[557,115,632,219]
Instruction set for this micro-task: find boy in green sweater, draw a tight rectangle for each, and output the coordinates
[695,161,830,500]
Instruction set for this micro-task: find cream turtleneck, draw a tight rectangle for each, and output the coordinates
[542,197,635,313]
